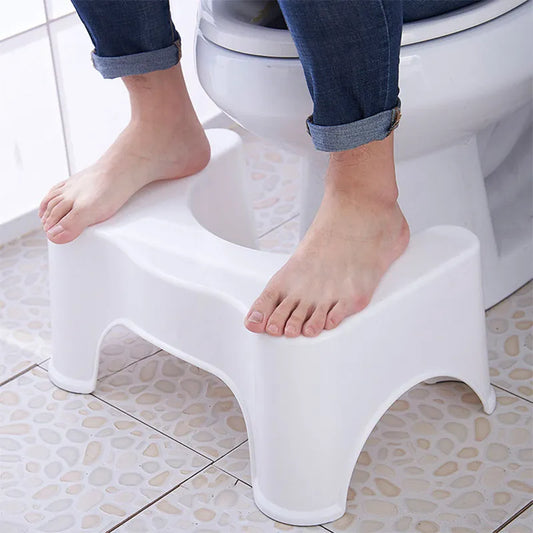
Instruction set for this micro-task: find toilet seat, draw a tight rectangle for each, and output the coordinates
[198,0,529,57]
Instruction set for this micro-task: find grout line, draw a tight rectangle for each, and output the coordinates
[212,465,251,487]
[491,382,533,405]
[212,439,249,464]
[105,444,252,532]
[45,9,78,25]
[36,357,50,369]
[257,212,300,240]
[96,348,163,382]
[492,500,533,533]
[91,391,214,462]
[0,363,39,388]
[43,2,74,176]
[211,440,253,487]
[104,461,215,533]
[0,10,76,46]
[0,22,48,44]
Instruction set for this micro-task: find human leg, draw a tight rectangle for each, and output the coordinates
[244,0,408,337]
[244,0,484,337]
[40,0,209,244]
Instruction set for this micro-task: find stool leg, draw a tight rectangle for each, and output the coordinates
[47,237,112,393]
[249,352,355,526]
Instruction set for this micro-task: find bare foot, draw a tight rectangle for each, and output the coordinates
[40,65,210,244]
[244,134,410,337]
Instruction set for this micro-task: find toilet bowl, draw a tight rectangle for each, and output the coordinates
[195,0,533,308]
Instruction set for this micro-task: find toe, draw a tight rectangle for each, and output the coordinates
[265,297,298,336]
[324,294,371,330]
[44,200,73,233]
[302,303,332,337]
[284,302,313,337]
[46,205,88,244]
[39,182,66,217]
[244,287,281,333]
[39,190,62,219]
[324,300,349,330]
[42,196,65,230]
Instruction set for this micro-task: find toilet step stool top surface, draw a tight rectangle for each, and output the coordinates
[78,129,483,328]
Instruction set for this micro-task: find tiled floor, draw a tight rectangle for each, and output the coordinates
[0,133,531,532]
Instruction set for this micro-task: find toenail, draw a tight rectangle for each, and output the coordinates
[304,326,314,335]
[267,324,278,334]
[47,224,64,237]
[285,325,296,335]
[248,310,263,323]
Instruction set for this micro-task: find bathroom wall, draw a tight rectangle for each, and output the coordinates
[0,0,222,245]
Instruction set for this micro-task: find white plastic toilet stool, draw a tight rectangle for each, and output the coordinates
[47,129,496,526]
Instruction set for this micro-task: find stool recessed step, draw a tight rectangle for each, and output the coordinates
[47,129,495,526]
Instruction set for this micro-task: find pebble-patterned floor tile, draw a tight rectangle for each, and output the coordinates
[95,352,248,461]
[94,324,160,381]
[216,383,532,533]
[238,128,302,238]
[215,440,252,486]
[0,366,210,533]
[0,232,51,382]
[114,465,327,533]
[0,339,38,386]
[486,280,532,402]
[327,383,532,533]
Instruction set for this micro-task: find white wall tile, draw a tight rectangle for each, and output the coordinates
[0,1,46,41]
[49,14,130,173]
[45,0,75,20]
[0,27,69,230]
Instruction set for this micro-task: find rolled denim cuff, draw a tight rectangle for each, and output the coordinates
[306,101,402,152]
[91,40,182,79]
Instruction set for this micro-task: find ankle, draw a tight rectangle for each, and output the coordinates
[325,134,399,206]
[124,65,198,126]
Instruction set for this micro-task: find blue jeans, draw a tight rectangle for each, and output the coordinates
[73,0,481,151]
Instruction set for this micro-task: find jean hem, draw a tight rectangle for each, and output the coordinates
[306,102,402,152]
[92,40,182,79]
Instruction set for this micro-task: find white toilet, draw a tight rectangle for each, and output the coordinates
[196,0,533,308]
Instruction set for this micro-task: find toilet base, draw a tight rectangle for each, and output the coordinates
[47,129,495,526]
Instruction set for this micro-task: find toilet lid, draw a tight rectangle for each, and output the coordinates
[198,0,529,57]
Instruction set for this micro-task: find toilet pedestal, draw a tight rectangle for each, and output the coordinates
[47,129,496,526]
